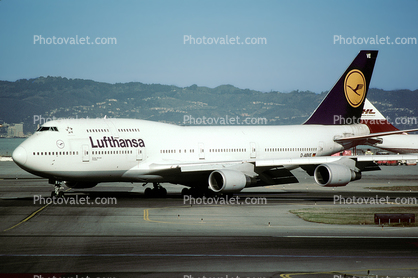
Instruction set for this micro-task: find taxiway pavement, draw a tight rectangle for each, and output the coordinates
[1,161,417,277]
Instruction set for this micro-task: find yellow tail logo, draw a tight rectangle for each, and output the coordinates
[344,69,366,108]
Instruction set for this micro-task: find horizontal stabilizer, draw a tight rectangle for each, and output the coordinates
[334,128,418,147]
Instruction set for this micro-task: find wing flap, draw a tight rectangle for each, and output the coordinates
[256,167,299,186]
[149,160,256,175]
[255,156,343,167]
[149,154,417,172]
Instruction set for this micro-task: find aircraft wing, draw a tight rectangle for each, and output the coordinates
[255,156,344,167]
[126,154,418,189]
[252,154,417,187]
[149,156,347,174]
[149,161,258,177]
[256,154,418,166]
[150,161,245,172]
[149,154,418,173]
[334,128,418,147]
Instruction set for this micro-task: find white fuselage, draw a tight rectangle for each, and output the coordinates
[13,118,370,185]
[375,134,418,154]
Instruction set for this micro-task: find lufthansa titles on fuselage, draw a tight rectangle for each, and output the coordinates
[89,136,145,149]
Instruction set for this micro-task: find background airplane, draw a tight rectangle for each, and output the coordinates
[12,50,418,198]
[361,99,418,154]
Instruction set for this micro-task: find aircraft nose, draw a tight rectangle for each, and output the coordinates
[12,146,27,166]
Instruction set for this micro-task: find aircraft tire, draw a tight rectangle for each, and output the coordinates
[144,187,152,197]
[158,187,167,197]
[181,188,190,196]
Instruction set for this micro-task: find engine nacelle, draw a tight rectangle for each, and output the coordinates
[208,169,252,193]
[65,181,98,189]
[314,163,361,187]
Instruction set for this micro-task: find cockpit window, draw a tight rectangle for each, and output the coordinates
[37,126,59,132]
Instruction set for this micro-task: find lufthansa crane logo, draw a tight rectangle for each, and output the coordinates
[344,69,366,108]
[56,140,65,149]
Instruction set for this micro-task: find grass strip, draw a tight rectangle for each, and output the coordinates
[290,206,418,226]
[366,186,418,191]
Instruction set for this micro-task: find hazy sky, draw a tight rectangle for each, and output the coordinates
[1,0,417,93]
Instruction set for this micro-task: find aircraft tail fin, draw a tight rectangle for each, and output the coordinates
[304,50,378,125]
[361,98,399,133]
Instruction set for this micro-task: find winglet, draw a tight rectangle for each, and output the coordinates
[304,50,378,125]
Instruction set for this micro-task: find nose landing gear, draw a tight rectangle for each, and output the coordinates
[50,180,64,198]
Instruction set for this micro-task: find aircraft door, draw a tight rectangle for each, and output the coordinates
[198,142,205,160]
[250,142,256,159]
[82,144,89,162]
[136,148,145,161]
[317,141,325,155]
[106,120,120,139]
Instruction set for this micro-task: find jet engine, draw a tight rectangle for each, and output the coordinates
[314,163,361,187]
[65,181,98,189]
[208,169,253,193]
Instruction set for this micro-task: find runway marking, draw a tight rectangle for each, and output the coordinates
[3,203,51,232]
[143,205,418,229]
[143,207,174,224]
[144,208,149,221]
[2,188,71,232]
[280,266,418,277]
[286,235,418,239]
[143,206,193,224]
[143,205,240,225]
[1,253,418,259]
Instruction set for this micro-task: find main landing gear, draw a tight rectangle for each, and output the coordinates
[181,187,203,197]
[50,180,64,198]
[181,187,220,198]
[144,182,167,198]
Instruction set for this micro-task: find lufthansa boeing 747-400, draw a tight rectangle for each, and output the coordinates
[12,50,418,197]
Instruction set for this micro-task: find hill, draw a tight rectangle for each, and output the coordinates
[0,76,417,134]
